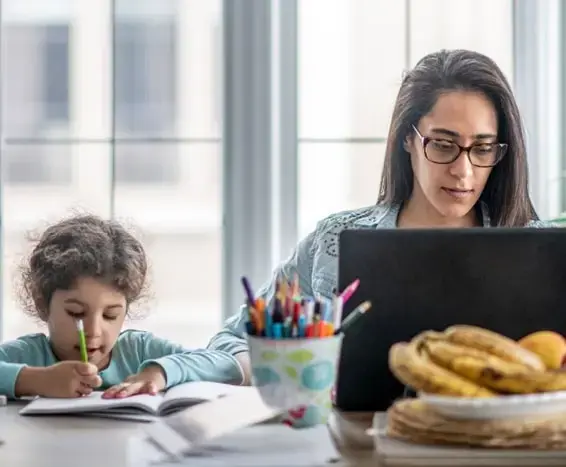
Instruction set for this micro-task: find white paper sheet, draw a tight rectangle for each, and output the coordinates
[150,425,340,466]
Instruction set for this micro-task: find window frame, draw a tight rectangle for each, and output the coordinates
[512,0,563,221]
[0,1,559,340]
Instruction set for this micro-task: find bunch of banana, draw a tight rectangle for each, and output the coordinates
[389,325,566,397]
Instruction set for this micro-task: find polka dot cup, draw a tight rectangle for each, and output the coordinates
[247,334,343,429]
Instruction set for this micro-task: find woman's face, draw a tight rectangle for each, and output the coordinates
[405,90,498,222]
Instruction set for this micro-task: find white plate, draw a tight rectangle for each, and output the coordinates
[419,391,566,420]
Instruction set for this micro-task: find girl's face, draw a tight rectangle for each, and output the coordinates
[44,276,127,370]
[405,90,498,225]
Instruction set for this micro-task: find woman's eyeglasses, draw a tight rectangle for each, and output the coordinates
[412,125,507,168]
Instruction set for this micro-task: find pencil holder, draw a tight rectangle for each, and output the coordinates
[247,333,343,429]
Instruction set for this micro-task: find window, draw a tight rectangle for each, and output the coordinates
[1,0,223,348]
[114,18,179,184]
[114,20,176,135]
[297,0,513,238]
[560,5,566,218]
[42,24,70,123]
[2,21,72,184]
[2,145,72,184]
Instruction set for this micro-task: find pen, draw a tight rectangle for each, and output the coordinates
[334,300,372,335]
[313,314,321,338]
[245,321,255,335]
[76,319,88,363]
[333,296,344,328]
[297,314,306,337]
[244,275,367,339]
[255,298,266,335]
[241,276,256,307]
[340,278,360,304]
[264,306,272,337]
[272,323,282,339]
[321,321,334,337]
[292,273,300,299]
[283,316,293,338]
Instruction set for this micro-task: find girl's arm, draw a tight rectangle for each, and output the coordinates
[0,335,51,398]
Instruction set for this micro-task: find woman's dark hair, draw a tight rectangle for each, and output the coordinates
[19,214,148,318]
[378,49,538,226]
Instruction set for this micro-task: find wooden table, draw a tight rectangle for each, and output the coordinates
[0,402,379,466]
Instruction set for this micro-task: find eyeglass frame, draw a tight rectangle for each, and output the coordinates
[411,125,508,168]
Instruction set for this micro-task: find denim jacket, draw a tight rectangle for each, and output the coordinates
[207,203,551,356]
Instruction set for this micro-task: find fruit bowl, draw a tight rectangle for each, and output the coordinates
[388,326,566,421]
[419,391,566,420]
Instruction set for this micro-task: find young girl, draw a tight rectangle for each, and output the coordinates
[0,214,243,399]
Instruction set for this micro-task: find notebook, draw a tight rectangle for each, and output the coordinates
[19,381,254,422]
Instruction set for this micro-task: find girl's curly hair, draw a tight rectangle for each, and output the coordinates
[18,214,148,318]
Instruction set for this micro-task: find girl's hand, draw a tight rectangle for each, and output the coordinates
[16,362,102,398]
[102,364,166,399]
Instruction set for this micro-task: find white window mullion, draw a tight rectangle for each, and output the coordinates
[70,0,112,216]
[271,0,298,267]
[513,0,562,220]
[222,0,273,319]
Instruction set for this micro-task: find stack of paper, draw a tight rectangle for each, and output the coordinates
[141,386,341,466]
[148,425,340,467]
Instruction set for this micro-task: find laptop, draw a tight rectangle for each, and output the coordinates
[335,227,566,412]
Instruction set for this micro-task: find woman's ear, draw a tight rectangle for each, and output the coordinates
[403,135,412,153]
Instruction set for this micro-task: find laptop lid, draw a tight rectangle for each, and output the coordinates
[336,227,566,412]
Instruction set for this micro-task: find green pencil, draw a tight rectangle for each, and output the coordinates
[76,319,88,363]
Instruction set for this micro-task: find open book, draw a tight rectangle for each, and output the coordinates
[19,381,254,422]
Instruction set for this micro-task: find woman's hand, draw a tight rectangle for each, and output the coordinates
[102,364,166,399]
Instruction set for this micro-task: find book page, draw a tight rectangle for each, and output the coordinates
[160,382,253,412]
[19,391,165,416]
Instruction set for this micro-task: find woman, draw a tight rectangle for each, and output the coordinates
[209,49,550,384]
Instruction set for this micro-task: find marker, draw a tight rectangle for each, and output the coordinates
[76,319,88,363]
[292,273,300,299]
[245,321,256,335]
[264,306,272,338]
[313,314,321,338]
[305,299,315,324]
[324,321,334,336]
[283,316,293,338]
[339,278,360,304]
[333,296,344,328]
[240,276,256,307]
[297,314,306,337]
[272,323,283,339]
[334,300,372,335]
[255,298,266,335]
